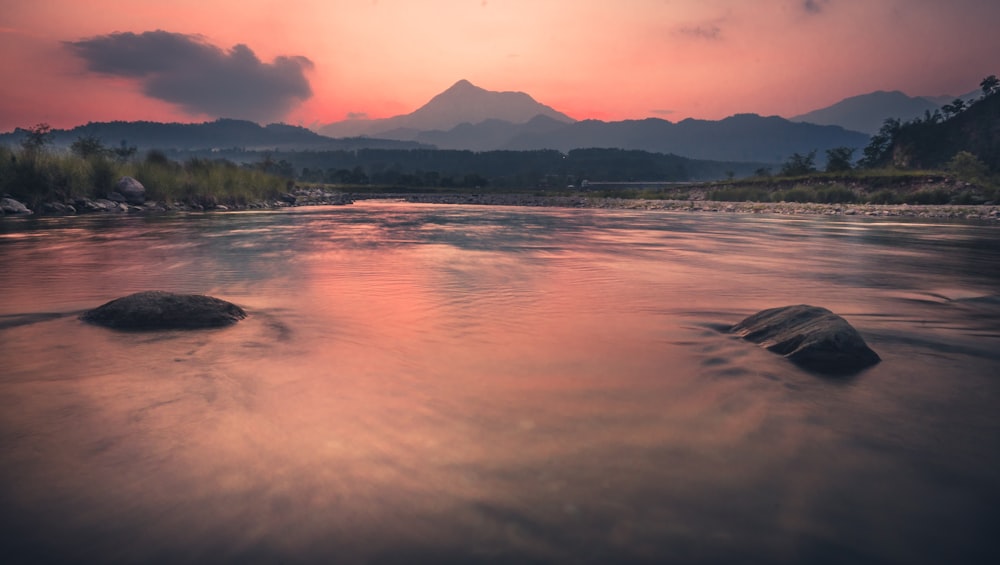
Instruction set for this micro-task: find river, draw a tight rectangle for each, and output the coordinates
[1,202,998,564]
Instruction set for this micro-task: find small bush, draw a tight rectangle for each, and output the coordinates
[708,187,772,202]
[776,186,815,203]
[814,183,857,203]
[906,189,951,205]
[867,190,900,204]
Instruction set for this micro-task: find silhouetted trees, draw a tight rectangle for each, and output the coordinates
[981,75,999,97]
[20,123,54,153]
[779,151,817,176]
[70,135,110,159]
[824,147,855,172]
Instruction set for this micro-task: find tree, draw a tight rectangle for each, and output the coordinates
[947,151,989,185]
[112,144,138,161]
[981,74,999,97]
[825,147,855,172]
[858,118,900,168]
[70,135,110,159]
[20,123,54,152]
[780,150,817,176]
[941,98,967,119]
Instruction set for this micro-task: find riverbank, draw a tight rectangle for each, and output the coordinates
[358,192,1000,222]
[3,187,999,222]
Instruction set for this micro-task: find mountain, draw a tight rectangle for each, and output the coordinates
[318,79,574,138]
[790,90,980,135]
[0,119,427,152]
[401,113,869,164]
[882,91,1000,171]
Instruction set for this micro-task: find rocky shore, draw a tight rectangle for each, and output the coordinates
[3,187,999,222]
[354,192,1000,222]
[0,184,354,217]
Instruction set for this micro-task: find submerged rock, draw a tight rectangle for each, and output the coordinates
[1,197,32,215]
[731,304,880,375]
[81,291,246,330]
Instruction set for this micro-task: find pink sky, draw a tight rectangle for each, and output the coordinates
[1,0,998,131]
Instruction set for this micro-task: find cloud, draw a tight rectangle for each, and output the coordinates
[651,109,675,116]
[346,111,370,120]
[803,0,830,14]
[675,21,723,40]
[65,30,313,123]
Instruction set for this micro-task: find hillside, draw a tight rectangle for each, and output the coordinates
[0,119,427,152]
[885,91,1000,171]
[319,79,574,138]
[500,114,869,164]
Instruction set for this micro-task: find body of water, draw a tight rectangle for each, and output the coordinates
[1,202,999,564]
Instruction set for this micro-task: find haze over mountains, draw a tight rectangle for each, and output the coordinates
[4,78,980,167]
[318,80,574,139]
[790,89,980,134]
[312,79,873,163]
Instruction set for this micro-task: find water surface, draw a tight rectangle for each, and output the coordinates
[1,202,999,564]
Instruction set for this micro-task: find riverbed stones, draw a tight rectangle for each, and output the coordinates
[1,197,32,215]
[115,176,146,205]
[81,291,247,330]
[731,304,880,375]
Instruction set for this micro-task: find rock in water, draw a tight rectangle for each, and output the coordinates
[115,176,146,205]
[1,197,32,215]
[81,291,246,330]
[731,305,880,375]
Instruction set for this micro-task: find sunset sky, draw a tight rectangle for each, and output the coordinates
[2,0,998,132]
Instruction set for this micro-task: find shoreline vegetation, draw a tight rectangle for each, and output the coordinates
[2,135,999,223]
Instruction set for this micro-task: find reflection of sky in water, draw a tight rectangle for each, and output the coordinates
[1,203,999,563]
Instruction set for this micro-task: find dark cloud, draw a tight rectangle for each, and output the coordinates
[346,111,370,120]
[675,21,723,40]
[803,0,830,14]
[66,30,313,123]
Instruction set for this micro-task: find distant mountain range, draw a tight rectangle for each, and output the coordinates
[0,119,428,152]
[318,79,574,139]
[408,113,868,163]
[7,80,989,167]
[316,79,869,163]
[790,89,981,134]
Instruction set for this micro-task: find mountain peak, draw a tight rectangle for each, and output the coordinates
[319,80,575,138]
[447,79,479,91]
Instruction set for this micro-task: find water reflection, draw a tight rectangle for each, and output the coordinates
[1,203,999,563]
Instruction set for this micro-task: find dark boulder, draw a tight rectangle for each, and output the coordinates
[115,176,146,205]
[731,304,880,375]
[1,197,32,216]
[81,291,246,330]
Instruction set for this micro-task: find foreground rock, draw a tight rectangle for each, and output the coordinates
[81,291,246,330]
[1,197,32,215]
[115,176,146,205]
[731,304,880,375]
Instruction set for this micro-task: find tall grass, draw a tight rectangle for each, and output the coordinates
[0,146,286,208]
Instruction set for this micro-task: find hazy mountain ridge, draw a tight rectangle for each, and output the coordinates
[399,113,868,164]
[0,119,428,151]
[887,91,1000,170]
[318,79,574,139]
[12,81,988,167]
[790,89,981,134]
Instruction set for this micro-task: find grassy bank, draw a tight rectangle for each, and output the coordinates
[0,146,287,209]
[698,169,999,205]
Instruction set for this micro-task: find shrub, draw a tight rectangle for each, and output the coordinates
[776,186,815,203]
[906,189,951,205]
[867,190,900,204]
[0,144,285,209]
[707,186,772,202]
[814,183,857,203]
